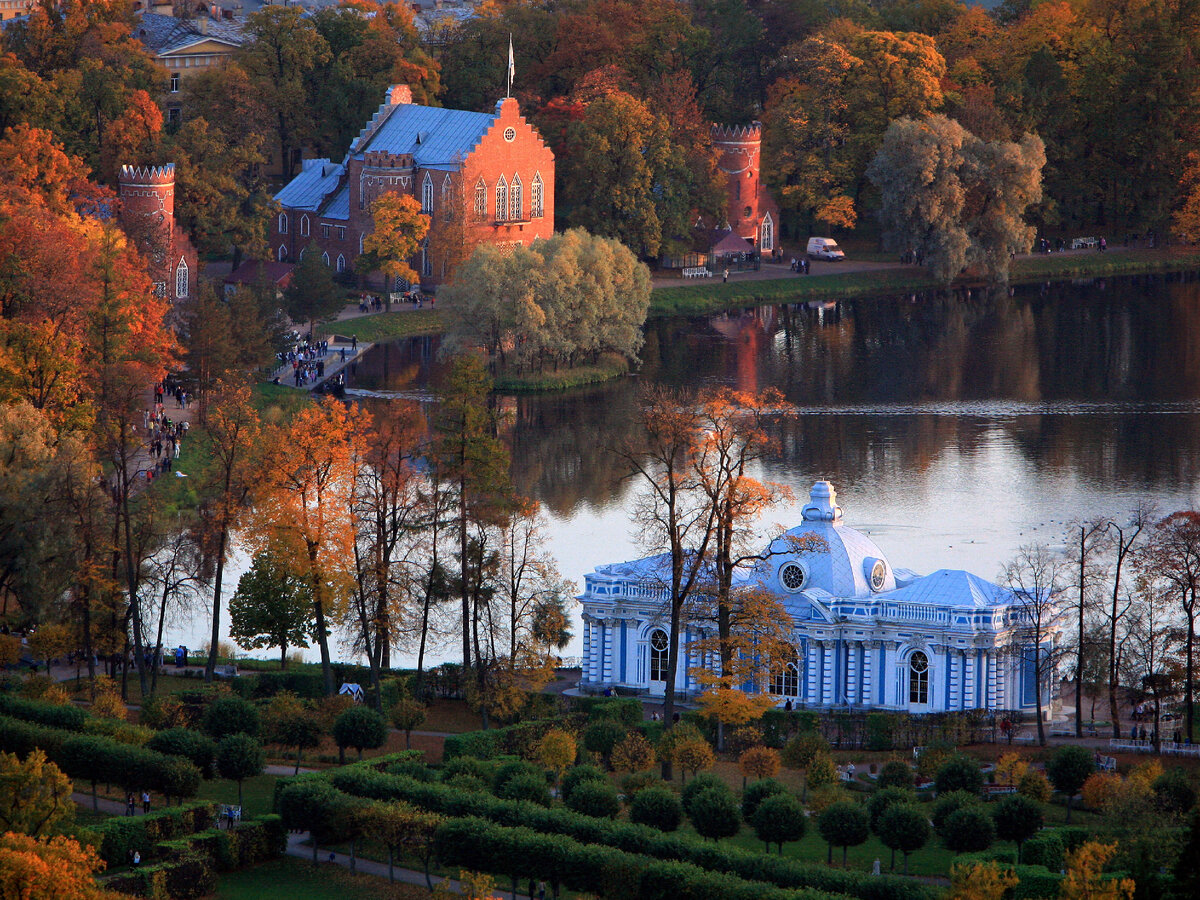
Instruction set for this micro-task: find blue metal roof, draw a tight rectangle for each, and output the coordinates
[324,186,350,221]
[881,570,1014,609]
[274,160,344,211]
[355,104,494,168]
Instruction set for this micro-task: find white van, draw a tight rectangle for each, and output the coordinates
[807,237,845,260]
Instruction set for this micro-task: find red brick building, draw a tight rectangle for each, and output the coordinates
[270,84,555,289]
[118,163,199,304]
[712,122,779,254]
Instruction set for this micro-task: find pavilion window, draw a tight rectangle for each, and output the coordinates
[909,651,929,704]
[649,629,669,681]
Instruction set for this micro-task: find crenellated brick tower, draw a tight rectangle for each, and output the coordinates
[711,122,779,253]
[118,164,196,302]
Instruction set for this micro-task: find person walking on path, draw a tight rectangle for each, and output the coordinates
[142,791,151,814]
[351,335,358,351]
[125,793,135,816]
[723,268,729,283]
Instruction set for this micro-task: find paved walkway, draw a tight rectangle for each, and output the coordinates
[285,832,532,898]
[268,336,374,393]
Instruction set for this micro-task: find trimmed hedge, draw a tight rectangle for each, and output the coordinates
[102,814,285,898]
[442,715,586,761]
[0,692,88,730]
[0,714,202,798]
[324,768,935,900]
[435,816,844,900]
[89,802,217,865]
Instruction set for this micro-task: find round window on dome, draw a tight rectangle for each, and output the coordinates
[779,562,807,592]
[870,560,887,592]
[503,127,517,142]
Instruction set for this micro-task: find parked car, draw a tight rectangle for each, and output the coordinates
[807,237,845,260]
[1071,236,1098,249]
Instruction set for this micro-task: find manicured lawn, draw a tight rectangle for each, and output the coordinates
[196,773,280,818]
[322,310,442,342]
[214,857,432,899]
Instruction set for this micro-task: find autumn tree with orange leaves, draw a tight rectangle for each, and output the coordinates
[0,832,123,900]
[250,397,369,694]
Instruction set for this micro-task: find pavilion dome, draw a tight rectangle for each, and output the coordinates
[758,482,896,600]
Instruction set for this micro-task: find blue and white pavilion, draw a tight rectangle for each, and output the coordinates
[578,482,1058,716]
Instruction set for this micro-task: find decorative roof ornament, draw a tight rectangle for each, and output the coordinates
[801,481,842,523]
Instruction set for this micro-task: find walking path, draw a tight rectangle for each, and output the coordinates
[285,832,532,898]
[267,336,374,393]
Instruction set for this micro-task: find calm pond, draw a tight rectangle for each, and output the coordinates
[178,272,1200,663]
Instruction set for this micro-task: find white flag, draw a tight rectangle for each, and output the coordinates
[507,35,515,96]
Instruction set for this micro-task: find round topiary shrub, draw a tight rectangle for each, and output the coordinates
[146,727,217,775]
[688,787,741,841]
[497,772,552,806]
[931,789,981,831]
[441,756,491,782]
[877,759,914,790]
[565,779,621,819]
[492,759,544,795]
[935,754,984,796]
[868,786,916,830]
[1153,768,1198,815]
[742,777,787,821]
[629,785,682,832]
[752,793,806,853]
[445,773,488,793]
[942,806,995,852]
[681,772,730,819]
[201,696,260,741]
[560,764,607,804]
[583,720,627,761]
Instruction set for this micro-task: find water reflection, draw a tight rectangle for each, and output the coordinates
[343,273,1200,656]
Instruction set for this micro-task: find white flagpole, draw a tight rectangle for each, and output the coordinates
[507,34,515,98]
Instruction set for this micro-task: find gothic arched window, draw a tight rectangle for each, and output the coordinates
[509,174,522,220]
[278,212,288,235]
[421,173,434,214]
[336,254,346,273]
[278,245,288,261]
[495,175,508,221]
[300,214,309,237]
[475,178,487,220]
[649,629,669,682]
[175,258,189,298]
[909,651,929,704]
[761,213,774,251]
[531,173,544,218]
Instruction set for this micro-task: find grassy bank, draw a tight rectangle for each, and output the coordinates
[650,247,1200,317]
[494,356,630,392]
[322,310,442,342]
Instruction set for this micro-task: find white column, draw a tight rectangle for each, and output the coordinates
[810,641,824,704]
[823,641,835,705]
[600,619,614,683]
[581,616,594,684]
[882,641,897,706]
[862,641,878,706]
[986,650,997,710]
[845,640,859,706]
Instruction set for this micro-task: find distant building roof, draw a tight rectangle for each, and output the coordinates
[225,260,294,286]
[324,185,351,221]
[353,102,495,170]
[710,230,756,254]
[274,159,346,212]
[134,12,246,55]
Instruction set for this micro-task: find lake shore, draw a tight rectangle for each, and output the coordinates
[320,247,1200,346]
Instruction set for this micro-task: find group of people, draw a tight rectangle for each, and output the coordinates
[789,257,811,274]
[143,391,189,482]
[154,378,190,411]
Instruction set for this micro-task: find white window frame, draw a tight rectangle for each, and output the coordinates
[336,254,346,273]
[300,214,309,237]
[175,258,189,298]
[474,178,487,220]
[278,213,288,235]
[278,245,288,261]
[531,173,544,218]
[495,175,508,221]
[509,174,522,221]
[421,172,434,214]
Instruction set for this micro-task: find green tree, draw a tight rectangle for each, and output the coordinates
[868,786,916,830]
[629,786,682,832]
[238,6,331,179]
[931,789,981,831]
[202,696,260,741]
[876,759,914,790]
[332,706,388,761]
[560,92,678,258]
[936,755,984,796]
[564,780,620,819]
[688,787,742,842]
[216,734,265,807]
[389,696,427,751]
[264,695,324,776]
[742,778,787,821]
[146,728,217,776]
[284,243,344,336]
[1045,746,1095,824]
[942,806,996,853]
[752,793,806,854]
[228,552,312,669]
[876,803,930,874]
[991,794,1043,862]
[817,801,870,866]
[868,115,1045,283]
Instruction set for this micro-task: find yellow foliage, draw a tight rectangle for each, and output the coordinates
[948,861,1019,900]
[90,691,127,722]
[0,636,20,667]
[1018,769,1052,803]
[433,870,497,900]
[1081,773,1122,812]
[0,750,74,837]
[807,783,850,814]
[363,192,430,287]
[536,729,577,777]
[739,746,781,781]
[1059,842,1135,900]
[694,685,777,728]
[995,752,1029,787]
[806,752,838,790]
[611,733,657,774]
[38,686,70,707]
[672,738,715,777]
[1125,760,1162,795]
